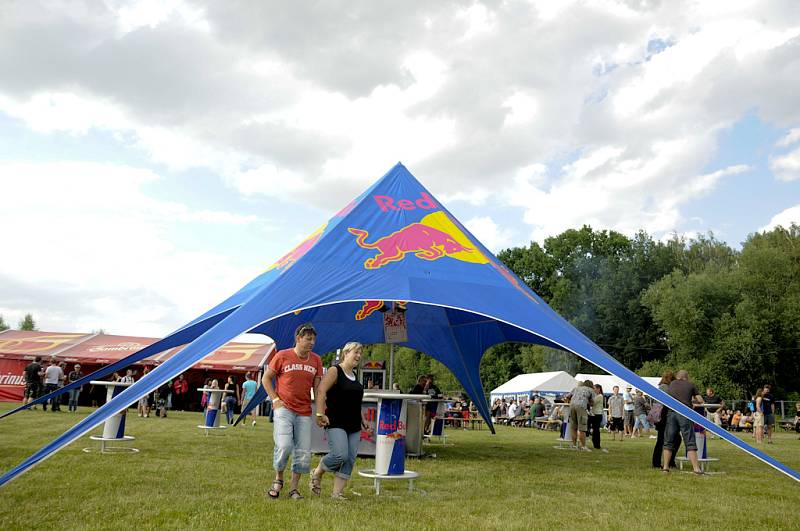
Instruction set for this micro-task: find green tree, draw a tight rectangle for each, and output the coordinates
[0,315,9,332]
[18,313,36,331]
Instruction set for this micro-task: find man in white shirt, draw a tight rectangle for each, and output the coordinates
[623,385,635,437]
[43,358,64,412]
[506,400,518,424]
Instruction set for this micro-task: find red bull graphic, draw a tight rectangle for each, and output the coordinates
[349,211,489,269]
[267,223,327,272]
[354,300,407,320]
[355,300,387,320]
[375,397,407,475]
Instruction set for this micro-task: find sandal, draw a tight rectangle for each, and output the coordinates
[331,492,348,500]
[309,472,322,496]
[288,489,303,500]
[267,479,283,499]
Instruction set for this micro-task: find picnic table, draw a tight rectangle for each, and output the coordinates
[438,416,485,429]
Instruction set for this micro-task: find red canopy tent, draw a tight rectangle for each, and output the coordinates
[0,330,274,402]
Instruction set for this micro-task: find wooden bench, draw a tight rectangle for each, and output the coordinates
[535,418,560,430]
[442,416,485,430]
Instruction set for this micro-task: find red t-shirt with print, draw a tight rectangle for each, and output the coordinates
[269,348,322,416]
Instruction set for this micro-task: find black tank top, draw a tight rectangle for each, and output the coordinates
[325,365,364,434]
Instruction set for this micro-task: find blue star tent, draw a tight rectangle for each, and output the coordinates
[2,163,798,486]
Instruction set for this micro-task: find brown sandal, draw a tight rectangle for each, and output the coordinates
[288,489,303,500]
[267,479,283,499]
[309,472,322,496]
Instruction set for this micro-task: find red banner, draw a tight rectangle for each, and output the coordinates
[0,359,28,402]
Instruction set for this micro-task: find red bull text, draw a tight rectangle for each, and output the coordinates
[373,192,437,212]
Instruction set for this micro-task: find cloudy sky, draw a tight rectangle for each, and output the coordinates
[1,0,799,337]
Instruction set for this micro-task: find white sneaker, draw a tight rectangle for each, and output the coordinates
[252,420,256,426]
[581,446,592,452]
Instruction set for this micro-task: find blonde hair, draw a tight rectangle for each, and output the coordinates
[341,342,363,360]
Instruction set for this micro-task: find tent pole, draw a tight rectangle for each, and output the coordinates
[389,343,394,390]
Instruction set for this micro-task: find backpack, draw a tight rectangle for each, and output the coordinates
[647,403,664,425]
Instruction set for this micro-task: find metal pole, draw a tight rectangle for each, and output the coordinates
[389,343,395,390]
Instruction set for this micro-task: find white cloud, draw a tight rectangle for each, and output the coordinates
[0,161,268,335]
[770,147,800,181]
[776,128,800,148]
[760,204,800,232]
[1,0,799,333]
[464,216,513,252]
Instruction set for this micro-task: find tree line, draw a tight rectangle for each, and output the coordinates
[367,224,800,402]
[0,313,35,332]
[6,223,799,402]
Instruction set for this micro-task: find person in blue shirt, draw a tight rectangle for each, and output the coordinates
[241,372,259,426]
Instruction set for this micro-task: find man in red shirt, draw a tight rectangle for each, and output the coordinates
[172,374,189,411]
[263,323,323,500]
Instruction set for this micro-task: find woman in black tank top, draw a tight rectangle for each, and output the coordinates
[310,342,369,499]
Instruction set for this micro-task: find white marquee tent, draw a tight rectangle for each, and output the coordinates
[489,371,577,402]
[574,373,660,395]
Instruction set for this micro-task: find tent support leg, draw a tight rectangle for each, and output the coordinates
[389,343,394,390]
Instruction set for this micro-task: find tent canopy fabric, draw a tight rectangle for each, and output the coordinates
[0,330,95,360]
[1,162,798,487]
[490,371,577,399]
[0,331,273,373]
[574,373,660,395]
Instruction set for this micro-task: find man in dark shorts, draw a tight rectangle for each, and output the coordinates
[762,384,776,444]
[607,386,625,440]
[23,356,43,409]
[662,370,704,475]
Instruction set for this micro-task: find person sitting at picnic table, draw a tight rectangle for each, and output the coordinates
[793,402,800,439]
[491,398,502,423]
[719,408,731,430]
[532,398,547,428]
[506,399,518,426]
[730,410,742,431]
[513,402,530,427]
[548,404,563,430]
[739,411,753,432]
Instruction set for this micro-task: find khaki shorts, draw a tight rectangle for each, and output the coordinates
[570,406,589,432]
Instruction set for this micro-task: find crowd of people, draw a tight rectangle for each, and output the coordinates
[21,354,262,425]
[21,324,800,498]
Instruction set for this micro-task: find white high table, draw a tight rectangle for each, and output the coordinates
[197,388,233,435]
[83,381,138,454]
[675,403,721,472]
[357,392,426,495]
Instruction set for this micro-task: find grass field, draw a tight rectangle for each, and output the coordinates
[1,403,799,530]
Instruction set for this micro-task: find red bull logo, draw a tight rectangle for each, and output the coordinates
[355,300,387,320]
[349,211,488,269]
[379,419,407,432]
[355,300,407,320]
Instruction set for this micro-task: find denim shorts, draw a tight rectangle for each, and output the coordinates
[663,410,697,452]
[272,407,312,474]
[320,428,360,480]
